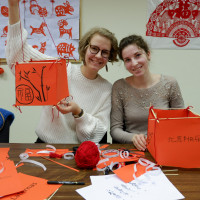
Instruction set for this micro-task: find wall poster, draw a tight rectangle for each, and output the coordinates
[0,0,80,60]
[146,0,200,49]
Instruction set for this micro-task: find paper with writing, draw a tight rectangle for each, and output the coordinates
[1,173,61,200]
[76,171,184,200]
[0,160,24,197]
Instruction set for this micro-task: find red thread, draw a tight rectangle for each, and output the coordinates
[51,107,54,122]
[11,64,14,70]
[34,0,57,54]
[51,107,60,122]
[49,152,63,158]
[13,104,22,113]
[75,141,100,169]
[50,0,55,15]
[48,58,59,70]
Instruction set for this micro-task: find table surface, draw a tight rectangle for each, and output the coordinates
[1,143,200,200]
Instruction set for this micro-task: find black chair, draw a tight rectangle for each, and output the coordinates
[0,108,15,143]
[112,139,120,144]
[99,132,107,144]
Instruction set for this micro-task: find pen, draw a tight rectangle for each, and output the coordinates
[47,181,85,185]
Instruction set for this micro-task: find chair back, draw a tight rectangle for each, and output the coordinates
[99,132,107,144]
[0,108,15,143]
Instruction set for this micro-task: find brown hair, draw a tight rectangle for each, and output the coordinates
[118,35,150,60]
[79,27,118,64]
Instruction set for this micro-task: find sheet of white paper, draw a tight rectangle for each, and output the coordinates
[76,171,185,200]
[76,185,109,200]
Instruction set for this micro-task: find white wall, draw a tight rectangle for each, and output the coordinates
[0,0,200,143]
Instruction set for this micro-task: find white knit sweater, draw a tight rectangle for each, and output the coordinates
[6,21,112,144]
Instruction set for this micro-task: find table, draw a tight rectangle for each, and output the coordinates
[1,143,200,200]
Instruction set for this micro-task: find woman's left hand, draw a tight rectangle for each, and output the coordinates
[56,99,81,116]
[132,134,147,151]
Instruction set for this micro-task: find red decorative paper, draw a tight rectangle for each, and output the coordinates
[0,0,80,59]
[15,59,69,106]
[147,107,200,168]
[146,0,200,47]
[55,0,74,16]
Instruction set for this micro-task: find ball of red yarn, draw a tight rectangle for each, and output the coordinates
[75,141,100,169]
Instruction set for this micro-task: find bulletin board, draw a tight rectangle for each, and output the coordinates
[0,0,80,64]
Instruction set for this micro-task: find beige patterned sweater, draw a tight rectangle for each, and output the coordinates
[110,75,184,143]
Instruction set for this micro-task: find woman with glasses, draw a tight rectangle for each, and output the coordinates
[110,35,184,151]
[6,0,118,144]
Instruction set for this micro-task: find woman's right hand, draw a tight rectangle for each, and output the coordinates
[132,134,147,151]
[56,99,82,116]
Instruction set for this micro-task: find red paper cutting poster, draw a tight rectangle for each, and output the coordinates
[0,0,80,59]
[146,0,200,49]
[15,59,69,106]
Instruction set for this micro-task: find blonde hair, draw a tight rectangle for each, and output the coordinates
[79,27,118,64]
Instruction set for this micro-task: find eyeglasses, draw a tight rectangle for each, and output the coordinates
[88,44,110,59]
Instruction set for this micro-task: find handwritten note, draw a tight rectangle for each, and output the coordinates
[76,171,184,200]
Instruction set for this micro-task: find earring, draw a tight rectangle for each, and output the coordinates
[106,65,108,72]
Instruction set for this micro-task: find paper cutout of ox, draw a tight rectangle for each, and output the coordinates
[15,59,69,106]
[147,106,200,168]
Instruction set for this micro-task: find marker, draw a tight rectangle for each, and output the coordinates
[47,181,85,185]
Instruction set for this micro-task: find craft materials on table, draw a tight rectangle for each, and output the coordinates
[0,144,87,199]
[75,141,100,169]
[0,142,185,199]
[47,181,85,185]
[76,169,184,200]
[18,144,78,172]
[0,173,61,200]
[0,146,62,200]
[75,142,184,199]
[0,160,25,198]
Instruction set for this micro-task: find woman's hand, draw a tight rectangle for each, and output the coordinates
[56,99,82,116]
[132,134,147,151]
